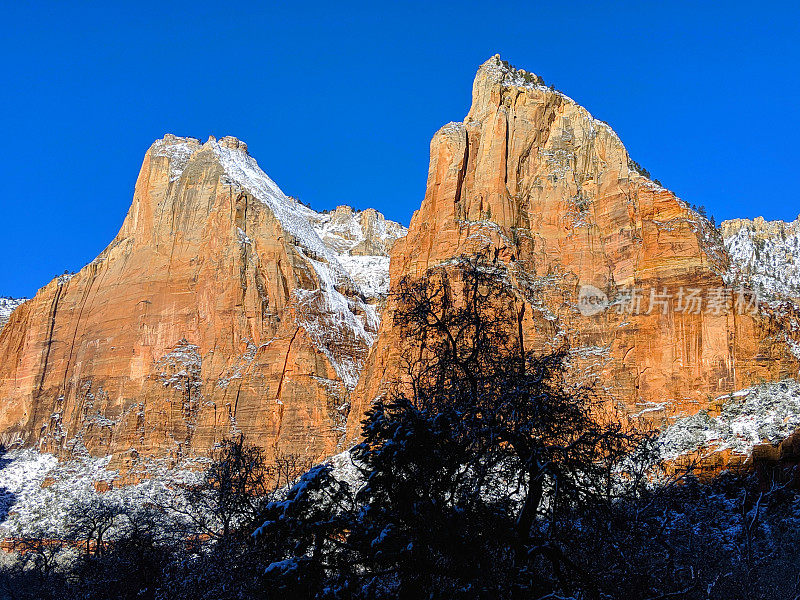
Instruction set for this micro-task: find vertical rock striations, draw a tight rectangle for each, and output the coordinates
[346,56,800,444]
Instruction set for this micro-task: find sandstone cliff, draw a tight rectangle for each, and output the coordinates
[0,134,405,468]
[3,56,799,470]
[346,56,800,444]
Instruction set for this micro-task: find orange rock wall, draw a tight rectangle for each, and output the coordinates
[0,136,365,468]
[1,57,798,469]
[345,57,799,443]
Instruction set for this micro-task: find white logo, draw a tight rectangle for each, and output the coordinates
[578,285,609,316]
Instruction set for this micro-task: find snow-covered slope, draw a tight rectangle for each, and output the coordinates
[0,297,26,330]
[722,215,800,300]
[303,205,407,298]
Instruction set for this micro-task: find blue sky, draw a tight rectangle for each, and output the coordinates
[2,1,798,298]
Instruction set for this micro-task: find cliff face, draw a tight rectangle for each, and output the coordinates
[0,134,405,468]
[3,57,799,469]
[346,56,800,443]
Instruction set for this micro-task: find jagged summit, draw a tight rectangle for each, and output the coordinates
[150,133,248,151]
[462,56,668,191]
[448,55,723,268]
[722,214,800,233]
[477,54,546,88]
[148,134,251,181]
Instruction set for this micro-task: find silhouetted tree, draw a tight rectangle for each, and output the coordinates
[252,255,655,598]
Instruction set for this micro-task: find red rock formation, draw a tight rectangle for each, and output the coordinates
[0,134,404,469]
[2,56,798,471]
[345,56,800,444]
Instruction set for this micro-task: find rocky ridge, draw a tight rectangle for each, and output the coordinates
[722,215,800,301]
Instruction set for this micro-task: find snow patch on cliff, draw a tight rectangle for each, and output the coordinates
[336,255,392,299]
[722,216,800,300]
[658,380,800,460]
[294,254,381,389]
[0,297,26,329]
[150,136,200,182]
[155,340,202,392]
[302,205,406,297]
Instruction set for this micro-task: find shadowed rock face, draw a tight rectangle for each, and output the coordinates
[0,134,405,469]
[345,56,800,445]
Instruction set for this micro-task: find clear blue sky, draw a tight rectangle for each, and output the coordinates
[2,1,798,298]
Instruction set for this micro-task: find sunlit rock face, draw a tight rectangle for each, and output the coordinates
[346,56,800,445]
[0,134,405,469]
[2,56,799,471]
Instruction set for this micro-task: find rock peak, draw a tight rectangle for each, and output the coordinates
[202,135,248,153]
[218,135,248,153]
[149,134,249,155]
[467,55,548,122]
[157,133,201,147]
[148,134,253,182]
[475,54,545,89]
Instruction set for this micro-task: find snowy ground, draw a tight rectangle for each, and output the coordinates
[0,449,204,539]
[0,446,365,541]
[2,373,799,540]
